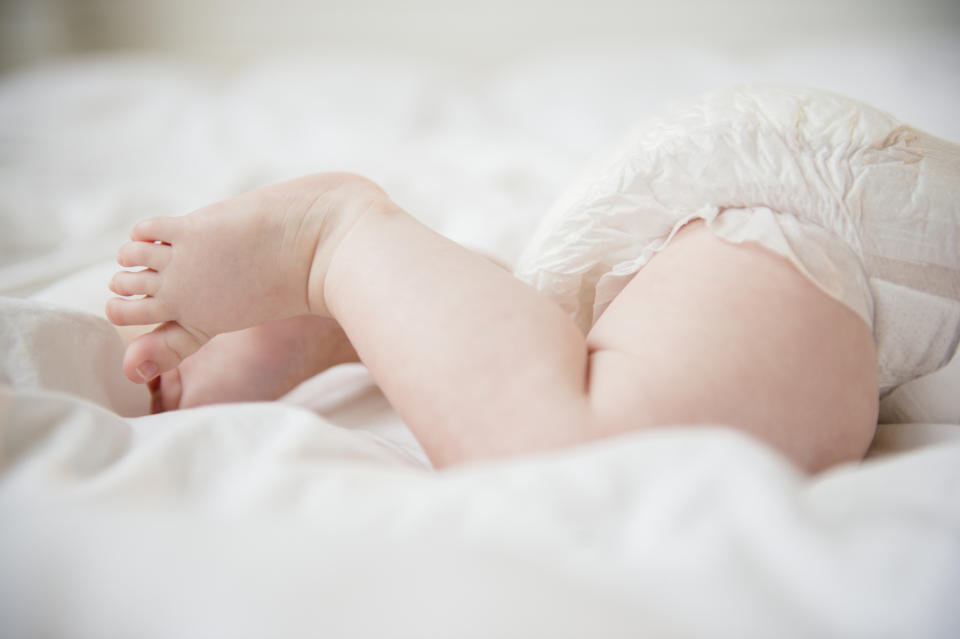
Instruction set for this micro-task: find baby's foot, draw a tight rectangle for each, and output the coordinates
[107,172,390,383]
[148,315,358,413]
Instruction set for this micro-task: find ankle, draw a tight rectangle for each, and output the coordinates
[313,194,405,319]
[292,174,398,317]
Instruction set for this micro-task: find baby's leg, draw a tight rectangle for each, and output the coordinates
[107,174,598,461]
[109,174,875,472]
[322,203,597,464]
[323,208,877,471]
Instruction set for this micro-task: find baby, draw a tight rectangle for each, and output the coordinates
[107,87,960,473]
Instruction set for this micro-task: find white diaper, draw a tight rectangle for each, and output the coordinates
[516,86,960,394]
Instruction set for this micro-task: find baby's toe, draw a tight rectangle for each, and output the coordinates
[130,216,182,243]
[149,368,183,413]
[105,296,172,326]
[109,269,161,297]
[122,321,206,383]
[117,241,172,271]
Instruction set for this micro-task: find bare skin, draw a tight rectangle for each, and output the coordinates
[145,316,357,412]
[108,172,878,473]
[108,173,379,382]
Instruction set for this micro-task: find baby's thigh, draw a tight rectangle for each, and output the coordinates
[584,221,878,473]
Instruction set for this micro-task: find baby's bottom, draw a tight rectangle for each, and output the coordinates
[585,220,878,471]
[108,176,877,473]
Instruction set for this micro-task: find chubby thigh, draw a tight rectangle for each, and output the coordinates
[583,220,879,473]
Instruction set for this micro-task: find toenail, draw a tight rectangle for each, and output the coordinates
[137,361,159,382]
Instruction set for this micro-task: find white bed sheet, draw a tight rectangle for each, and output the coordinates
[2,36,960,637]
[2,297,959,638]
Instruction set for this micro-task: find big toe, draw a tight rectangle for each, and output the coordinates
[123,321,206,384]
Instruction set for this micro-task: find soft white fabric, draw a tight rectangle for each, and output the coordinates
[1,300,960,639]
[516,86,960,394]
[0,297,147,418]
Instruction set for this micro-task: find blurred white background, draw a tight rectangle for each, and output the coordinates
[1,0,958,288]
[2,0,958,71]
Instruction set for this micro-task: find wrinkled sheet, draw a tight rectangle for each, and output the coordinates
[2,297,960,638]
[2,39,960,637]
